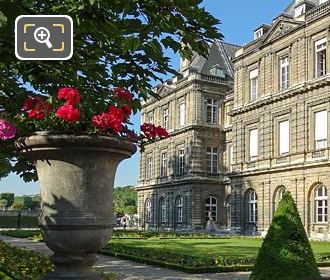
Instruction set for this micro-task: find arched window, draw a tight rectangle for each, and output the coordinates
[205,196,217,222]
[145,199,151,223]
[176,196,183,223]
[315,185,328,223]
[159,198,166,223]
[247,190,257,223]
[226,195,232,229]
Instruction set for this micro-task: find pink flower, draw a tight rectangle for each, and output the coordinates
[0,119,16,140]
[56,105,80,123]
[57,87,81,106]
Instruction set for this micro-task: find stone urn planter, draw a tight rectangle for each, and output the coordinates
[15,132,136,279]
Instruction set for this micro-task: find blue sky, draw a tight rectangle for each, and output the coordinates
[0,0,292,195]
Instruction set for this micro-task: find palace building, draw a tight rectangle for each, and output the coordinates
[137,0,330,239]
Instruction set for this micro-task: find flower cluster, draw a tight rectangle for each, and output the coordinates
[55,88,81,123]
[22,96,52,119]
[140,123,169,140]
[0,87,169,144]
[92,106,125,133]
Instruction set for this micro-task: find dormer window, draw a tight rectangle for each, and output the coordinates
[210,66,225,78]
[254,29,263,40]
[294,4,305,17]
[253,25,270,40]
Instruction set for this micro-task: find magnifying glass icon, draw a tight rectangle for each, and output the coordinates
[34,27,53,49]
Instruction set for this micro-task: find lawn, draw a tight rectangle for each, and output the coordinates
[0,216,38,228]
[110,238,330,259]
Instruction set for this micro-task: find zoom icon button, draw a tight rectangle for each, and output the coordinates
[15,15,73,60]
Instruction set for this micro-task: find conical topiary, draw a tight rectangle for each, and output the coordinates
[250,191,320,280]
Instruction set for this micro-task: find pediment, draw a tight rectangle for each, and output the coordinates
[261,19,302,45]
[155,84,173,97]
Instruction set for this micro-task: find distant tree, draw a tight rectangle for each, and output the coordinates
[13,195,40,210]
[12,201,23,210]
[250,192,320,280]
[114,186,137,216]
[0,192,14,208]
[0,199,7,209]
[124,205,137,215]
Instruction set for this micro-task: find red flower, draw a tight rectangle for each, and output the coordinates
[115,87,131,103]
[57,87,81,106]
[126,130,138,143]
[28,110,46,119]
[141,123,169,140]
[122,104,132,118]
[92,112,123,133]
[108,105,125,120]
[22,96,36,111]
[23,96,52,120]
[56,105,80,123]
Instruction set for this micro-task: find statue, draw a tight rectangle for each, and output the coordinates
[206,211,216,233]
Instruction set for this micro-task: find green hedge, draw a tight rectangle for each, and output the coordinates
[0,241,53,279]
[112,229,230,239]
[0,216,38,228]
[103,242,255,273]
[0,229,41,239]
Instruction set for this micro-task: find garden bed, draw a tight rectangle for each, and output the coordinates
[3,229,330,273]
[0,240,53,279]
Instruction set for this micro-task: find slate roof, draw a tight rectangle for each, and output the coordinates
[181,41,240,79]
[283,0,320,16]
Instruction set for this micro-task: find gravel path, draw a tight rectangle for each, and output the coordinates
[0,235,329,280]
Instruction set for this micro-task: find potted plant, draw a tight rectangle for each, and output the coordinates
[1,87,168,279]
[0,2,221,279]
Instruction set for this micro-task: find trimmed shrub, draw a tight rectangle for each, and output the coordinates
[250,192,320,280]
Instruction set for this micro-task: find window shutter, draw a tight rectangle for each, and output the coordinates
[279,120,289,154]
[249,129,258,158]
[315,111,327,141]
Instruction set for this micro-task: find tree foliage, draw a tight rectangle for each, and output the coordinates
[13,195,40,210]
[114,185,137,216]
[0,192,14,208]
[0,0,222,181]
[250,192,320,280]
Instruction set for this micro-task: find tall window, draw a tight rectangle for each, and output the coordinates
[315,38,327,78]
[206,147,218,174]
[176,196,183,223]
[279,120,289,155]
[159,198,166,223]
[163,107,169,130]
[229,145,234,172]
[178,148,185,174]
[179,100,185,126]
[205,196,217,222]
[146,157,153,179]
[315,185,328,224]
[250,69,258,101]
[147,112,154,124]
[315,110,327,149]
[146,199,151,223]
[247,190,257,223]
[206,99,218,124]
[280,57,289,90]
[249,129,258,161]
[160,152,168,177]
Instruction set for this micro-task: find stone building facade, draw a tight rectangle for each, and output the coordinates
[137,0,330,239]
